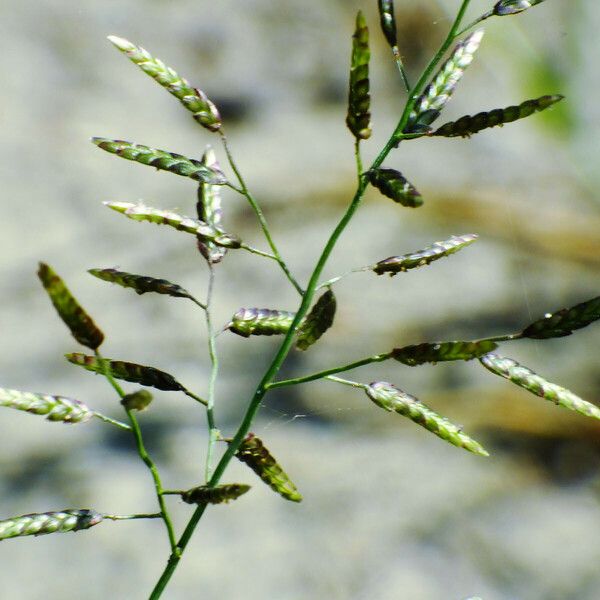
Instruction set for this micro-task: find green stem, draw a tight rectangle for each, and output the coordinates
[321,376,368,390]
[187,296,207,311]
[268,353,392,389]
[105,513,162,521]
[219,131,304,295]
[149,5,476,595]
[94,350,178,553]
[239,243,278,261]
[204,263,220,482]
[183,389,208,407]
[456,10,494,37]
[92,411,131,430]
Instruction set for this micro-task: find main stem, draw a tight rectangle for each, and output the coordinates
[150,2,474,595]
[204,263,219,481]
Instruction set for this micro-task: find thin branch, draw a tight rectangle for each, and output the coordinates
[92,411,131,430]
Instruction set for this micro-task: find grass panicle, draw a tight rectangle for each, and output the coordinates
[296,289,337,351]
[392,340,498,366]
[433,95,564,138]
[366,382,489,456]
[234,434,302,502]
[493,0,547,16]
[107,36,221,131]
[228,308,299,338]
[92,138,227,184]
[346,10,372,140]
[89,268,193,299]
[0,388,93,424]
[373,234,478,275]
[65,352,185,392]
[480,354,600,420]
[368,167,423,207]
[0,509,103,541]
[180,484,251,505]
[38,263,104,350]
[377,0,397,49]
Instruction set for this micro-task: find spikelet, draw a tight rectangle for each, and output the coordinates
[406,30,484,132]
[121,389,153,412]
[521,296,600,339]
[433,95,564,138]
[392,340,498,366]
[228,308,298,338]
[104,202,241,248]
[346,11,372,140]
[368,168,423,208]
[0,388,93,424]
[180,484,250,505]
[196,147,227,263]
[365,382,488,456]
[91,138,227,185]
[38,263,104,350]
[89,268,193,300]
[377,0,397,48]
[296,289,336,351]
[0,509,103,541]
[107,36,221,132]
[480,354,600,420]
[234,434,302,502]
[373,234,478,275]
[493,0,546,16]
[65,353,185,392]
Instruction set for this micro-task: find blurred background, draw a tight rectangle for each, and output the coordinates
[2,0,600,598]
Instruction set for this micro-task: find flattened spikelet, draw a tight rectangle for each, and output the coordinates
[392,340,498,366]
[521,296,600,339]
[433,95,564,138]
[368,168,423,208]
[366,382,488,456]
[346,11,372,140]
[0,509,103,541]
[296,289,336,351]
[196,147,227,263]
[480,354,600,420]
[234,434,302,502]
[121,389,153,412]
[0,388,93,424]
[38,263,104,350]
[65,352,185,392]
[406,30,484,132]
[91,138,227,184]
[373,234,478,275]
[377,0,397,48]
[180,484,250,505]
[104,202,241,248]
[89,268,192,299]
[493,0,546,16]
[228,308,298,338]
[108,36,221,131]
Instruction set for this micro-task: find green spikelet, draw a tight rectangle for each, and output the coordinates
[38,263,104,350]
[234,434,302,502]
[0,388,93,424]
[91,138,227,184]
[65,352,185,392]
[480,354,600,420]
[373,234,478,275]
[433,95,564,138]
[196,147,227,263]
[392,340,498,366]
[88,268,193,299]
[121,389,153,412]
[406,30,484,132]
[377,0,397,48]
[368,168,423,208]
[365,382,489,456]
[346,10,372,140]
[228,308,298,338]
[107,36,221,132]
[180,484,250,505]
[521,296,600,339]
[296,289,336,351]
[104,202,241,248]
[0,509,103,541]
[493,0,547,16]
